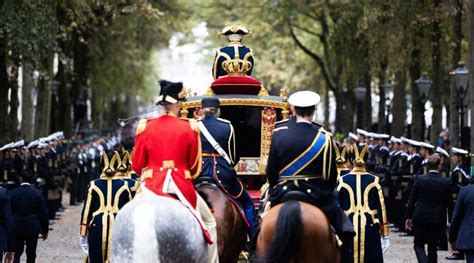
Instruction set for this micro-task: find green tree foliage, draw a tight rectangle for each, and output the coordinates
[196,0,467,138]
[0,0,190,141]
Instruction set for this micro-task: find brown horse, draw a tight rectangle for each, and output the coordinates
[197,183,247,262]
[256,201,340,263]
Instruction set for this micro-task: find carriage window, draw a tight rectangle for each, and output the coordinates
[220,106,261,157]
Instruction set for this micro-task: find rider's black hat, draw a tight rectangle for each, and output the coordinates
[156,80,186,105]
[201,97,220,108]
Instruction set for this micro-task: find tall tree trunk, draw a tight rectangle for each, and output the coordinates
[378,59,388,133]
[466,0,474,155]
[72,31,89,130]
[451,0,463,147]
[469,0,474,154]
[57,61,73,136]
[431,0,442,145]
[392,71,407,137]
[364,71,372,131]
[35,52,54,137]
[0,36,10,143]
[409,39,423,140]
[324,85,330,128]
[7,52,20,139]
[21,62,35,138]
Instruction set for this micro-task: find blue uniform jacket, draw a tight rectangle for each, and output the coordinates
[449,184,474,250]
[0,188,14,252]
[7,184,49,235]
[212,44,254,79]
[198,115,241,197]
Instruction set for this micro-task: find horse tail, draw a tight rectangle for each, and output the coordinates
[265,201,303,263]
[133,202,160,262]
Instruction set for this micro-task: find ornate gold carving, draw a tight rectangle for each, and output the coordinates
[182,98,288,110]
[222,58,252,76]
[258,86,269,96]
[260,107,277,173]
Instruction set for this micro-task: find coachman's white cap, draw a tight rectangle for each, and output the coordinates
[288,91,321,107]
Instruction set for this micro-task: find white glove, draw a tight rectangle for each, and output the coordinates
[381,237,390,253]
[80,236,89,254]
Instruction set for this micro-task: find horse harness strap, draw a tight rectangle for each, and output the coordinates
[198,122,232,165]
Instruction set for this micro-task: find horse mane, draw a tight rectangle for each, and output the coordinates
[265,201,303,263]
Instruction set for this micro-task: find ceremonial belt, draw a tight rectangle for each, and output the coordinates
[279,131,327,177]
[198,122,232,165]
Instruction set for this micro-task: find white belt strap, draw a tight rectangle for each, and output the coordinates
[198,122,232,165]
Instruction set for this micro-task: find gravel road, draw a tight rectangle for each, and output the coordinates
[19,193,464,262]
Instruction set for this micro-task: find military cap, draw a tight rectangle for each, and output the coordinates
[0,142,14,151]
[201,97,220,108]
[13,140,25,148]
[378,134,390,140]
[356,129,369,137]
[27,140,39,149]
[436,147,450,158]
[452,147,469,156]
[420,142,434,149]
[407,138,421,147]
[288,91,321,107]
[348,132,358,141]
[389,136,402,144]
[156,80,185,105]
[218,25,251,36]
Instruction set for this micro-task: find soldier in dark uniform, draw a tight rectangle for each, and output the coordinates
[446,147,471,261]
[417,142,434,176]
[337,144,390,263]
[436,147,451,178]
[0,143,15,188]
[196,97,257,238]
[366,133,379,172]
[266,90,354,242]
[80,152,132,263]
[405,155,452,263]
[212,25,254,79]
[400,138,422,237]
[390,137,410,232]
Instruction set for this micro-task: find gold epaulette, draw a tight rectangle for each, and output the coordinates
[136,119,148,135]
[183,118,199,133]
[217,118,231,124]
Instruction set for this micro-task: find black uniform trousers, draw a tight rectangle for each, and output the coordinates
[14,234,38,263]
[413,221,444,263]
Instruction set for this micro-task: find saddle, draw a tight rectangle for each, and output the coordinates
[280,190,313,204]
[195,177,250,228]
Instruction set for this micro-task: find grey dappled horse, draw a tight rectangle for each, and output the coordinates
[110,192,208,262]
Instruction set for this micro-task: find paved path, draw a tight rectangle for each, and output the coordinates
[19,193,465,262]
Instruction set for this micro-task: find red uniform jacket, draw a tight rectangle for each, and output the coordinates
[132,115,202,208]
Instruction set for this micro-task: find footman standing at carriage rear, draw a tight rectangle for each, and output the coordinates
[196,97,257,239]
[337,144,390,263]
[132,80,218,263]
[265,90,355,243]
